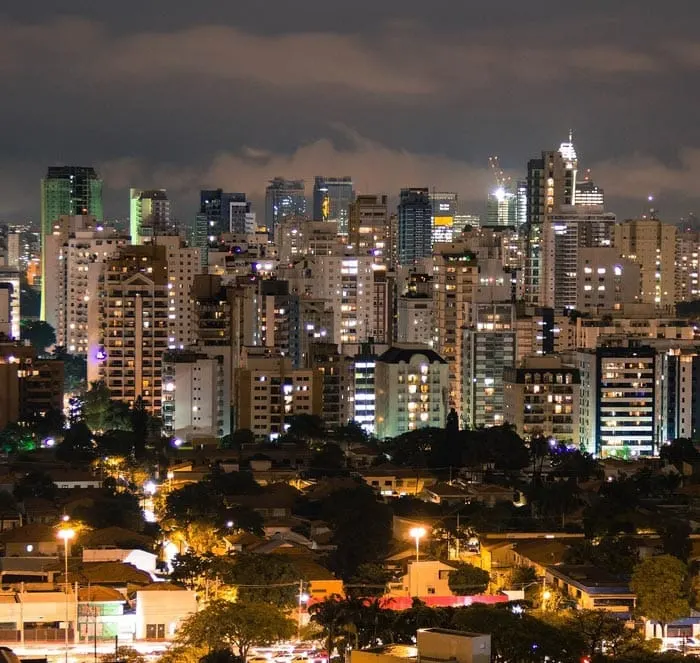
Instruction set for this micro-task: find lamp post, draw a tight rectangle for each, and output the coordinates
[297,579,309,641]
[57,526,75,663]
[408,526,426,562]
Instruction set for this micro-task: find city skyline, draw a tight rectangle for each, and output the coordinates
[2,2,700,222]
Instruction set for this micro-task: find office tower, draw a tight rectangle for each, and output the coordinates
[95,245,169,415]
[0,269,20,340]
[40,166,103,320]
[200,189,252,239]
[397,293,434,346]
[576,180,605,207]
[577,248,641,314]
[372,266,395,345]
[462,302,516,428]
[44,216,128,356]
[430,192,458,243]
[540,206,617,309]
[486,185,517,227]
[265,178,306,236]
[577,345,657,457]
[6,233,20,269]
[129,189,170,244]
[234,349,322,440]
[313,176,355,235]
[348,195,390,263]
[162,350,228,439]
[525,137,578,305]
[516,181,527,228]
[675,229,700,302]
[397,188,432,265]
[614,218,677,309]
[375,344,449,438]
[504,356,580,446]
[307,343,354,429]
[432,241,478,415]
[660,348,700,444]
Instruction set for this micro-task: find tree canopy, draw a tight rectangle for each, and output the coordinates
[631,555,690,630]
[446,563,490,595]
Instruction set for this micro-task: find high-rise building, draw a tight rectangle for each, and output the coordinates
[432,241,478,414]
[614,217,677,310]
[129,189,170,244]
[348,195,390,264]
[430,192,458,244]
[398,188,432,265]
[265,178,306,236]
[397,294,434,346]
[486,186,517,227]
[153,236,202,350]
[577,344,657,458]
[541,206,617,309]
[307,343,354,429]
[313,176,355,235]
[462,302,516,428]
[40,166,103,320]
[576,248,641,314]
[504,355,580,446]
[95,245,170,415]
[259,280,300,366]
[525,138,577,305]
[234,349,322,440]
[0,269,20,340]
[375,344,449,438]
[575,180,605,207]
[676,230,700,302]
[162,350,228,439]
[660,348,700,445]
[44,215,128,357]
[200,189,252,239]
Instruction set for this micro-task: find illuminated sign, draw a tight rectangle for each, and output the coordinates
[321,195,330,221]
[434,216,453,227]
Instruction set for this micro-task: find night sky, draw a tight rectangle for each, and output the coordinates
[1,1,699,223]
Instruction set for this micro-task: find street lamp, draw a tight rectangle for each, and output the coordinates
[409,526,426,562]
[57,526,75,663]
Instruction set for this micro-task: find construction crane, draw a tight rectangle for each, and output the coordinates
[488,156,512,199]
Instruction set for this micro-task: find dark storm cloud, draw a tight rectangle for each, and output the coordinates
[2,1,700,222]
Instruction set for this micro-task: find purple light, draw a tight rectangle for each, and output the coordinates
[96,349,107,361]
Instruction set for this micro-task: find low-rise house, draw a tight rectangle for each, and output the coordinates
[77,585,126,643]
[359,465,437,497]
[465,484,517,507]
[421,482,471,506]
[135,583,197,641]
[545,564,635,614]
[82,549,158,576]
[47,470,102,490]
[0,524,62,557]
[386,560,460,599]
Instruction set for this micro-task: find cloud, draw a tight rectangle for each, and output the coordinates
[591,148,700,203]
[99,132,494,208]
[0,16,672,100]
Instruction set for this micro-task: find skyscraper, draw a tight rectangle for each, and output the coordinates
[265,178,306,237]
[313,176,355,235]
[525,136,578,305]
[130,189,171,244]
[576,180,605,207]
[200,189,252,238]
[397,188,432,265]
[348,194,389,263]
[486,186,517,227]
[40,166,103,320]
[430,192,458,243]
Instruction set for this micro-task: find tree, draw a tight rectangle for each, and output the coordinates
[564,536,639,576]
[52,346,87,393]
[56,421,96,463]
[567,609,637,659]
[321,484,392,579]
[510,565,537,588]
[130,396,150,459]
[447,563,490,595]
[309,596,356,658]
[657,518,692,562]
[309,443,347,478]
[284,414,326,442]
[220,429,255,449]
[199,651,241,663]
[100,646,145,663]
[171,552,215,589]
[347,563,392,598]
[219,553,300,608]
[20,320,56,353]
[13,471,58,501]
[82,381,116,432]
[72,490,142,530]
[332,421,370,447]
[0,423,35,453]
[176,600,294,659]
[631,555,690,638]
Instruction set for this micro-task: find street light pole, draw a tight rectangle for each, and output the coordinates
[408,527,427,562]
[57,525,75,663]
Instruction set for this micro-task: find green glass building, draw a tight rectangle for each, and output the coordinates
[40,166,103,319]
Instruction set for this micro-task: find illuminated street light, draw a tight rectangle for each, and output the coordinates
[57,526,75,663]
[409,526,427,562]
